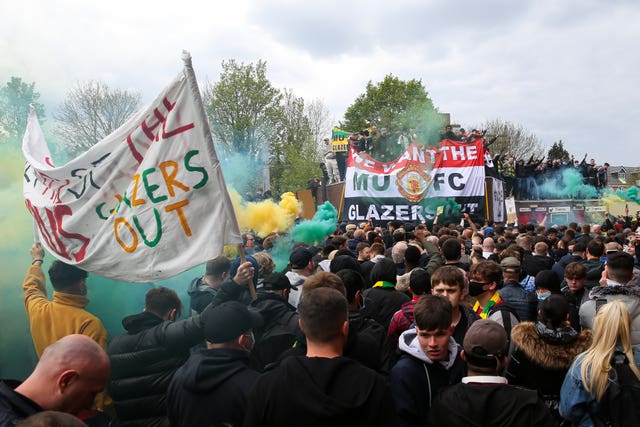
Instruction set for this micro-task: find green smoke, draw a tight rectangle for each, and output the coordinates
[291,201,337,244]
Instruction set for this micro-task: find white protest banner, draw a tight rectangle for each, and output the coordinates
[23,55,242,282]
[341,140,487,222]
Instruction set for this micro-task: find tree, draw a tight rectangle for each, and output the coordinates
[270,90,320,195]
[547,140,570,161]
[53,81,141,156]
[304,98,333,154]
[207,60,282,158]
[479,118,544,161]
[0,77,45,143]
[342,74,437,133]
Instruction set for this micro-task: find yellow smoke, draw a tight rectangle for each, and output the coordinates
[229,189,301,237]
[602,193,626,210]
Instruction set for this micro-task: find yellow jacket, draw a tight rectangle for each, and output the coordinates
[22,264,108,357]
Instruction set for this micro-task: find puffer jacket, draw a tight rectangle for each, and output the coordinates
[107,311,205,427]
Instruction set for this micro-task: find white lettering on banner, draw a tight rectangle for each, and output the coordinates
[23,66,243,282]
[348,204,427,221]
[347,203,482,221]
[439,145,478,161]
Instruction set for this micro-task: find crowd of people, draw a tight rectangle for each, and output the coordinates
[317,125,613,202]
[4,212,640,426]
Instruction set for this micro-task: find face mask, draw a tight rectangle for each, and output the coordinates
[468,281,487,297]
[537,291,551,301]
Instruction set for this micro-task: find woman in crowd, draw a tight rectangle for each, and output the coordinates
[505,295,592,423]
[560,301,640,426]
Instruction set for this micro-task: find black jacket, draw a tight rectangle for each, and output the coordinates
[0,381,42,427]
[244,356,395,427]
[107,311,205,427]
[167,348,259,427]
[522,254,555,277]
[249,292,299,371]
[429,381,558,427]
[362,287,410,330]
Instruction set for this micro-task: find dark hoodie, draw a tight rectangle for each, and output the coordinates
[167,348,259,427]
[243,356,395,427]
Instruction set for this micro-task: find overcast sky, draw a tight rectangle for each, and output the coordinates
[2,0,639,166]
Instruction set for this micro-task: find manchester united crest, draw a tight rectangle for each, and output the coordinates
[396,164,431,202]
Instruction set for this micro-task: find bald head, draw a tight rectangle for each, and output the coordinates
[482,238,495,251]
[17,335,110,415]
[37,334,108,375]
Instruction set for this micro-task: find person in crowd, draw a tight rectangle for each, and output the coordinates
[249,272,299,371]
[322,137,340,184]
[108,262,254,426]
[252,252,276,289]
[395,245,423,293]
[534,269,562,302]
[505,295,592,423]
[360,242,385,284]
[561,262,590,331]
[390,295,466,427]
[22,243,109,412]
[523,242,555,277]
[362,258,410,329]
[468,261,520,336]
[243,233,257,255]
[348,229,366,255]
[22,243,107,357]
[388,268,430,352]
[166,301,262,427]
[187,255,230,315]
[552,240,586,279]
[336,269,387,372]
[482,237,497,260]
[356,242,371,264]
[498,257,538,322]
[244,287,395,427]
[285,246,316,307]
[580,251,640,345]
[560,301,640,426]
[440,237,471,272]
[429,320,557,427]
[596,162,609,191]
[431,265,481,344]
[0,335,110,426]
[581,239,606,290]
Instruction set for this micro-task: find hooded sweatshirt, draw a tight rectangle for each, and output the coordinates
[167,347,259,427]
[390,329,466,427]
[243,356,394,427]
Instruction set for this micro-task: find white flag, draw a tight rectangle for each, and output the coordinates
[23,62,242,282]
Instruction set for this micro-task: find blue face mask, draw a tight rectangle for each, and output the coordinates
[537,291,551,301]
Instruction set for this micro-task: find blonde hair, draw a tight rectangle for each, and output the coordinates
[579,301,640,401]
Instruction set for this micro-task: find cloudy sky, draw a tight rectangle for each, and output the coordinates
[2,0,639,165]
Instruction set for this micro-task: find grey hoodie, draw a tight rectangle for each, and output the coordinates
[397,328,460,369]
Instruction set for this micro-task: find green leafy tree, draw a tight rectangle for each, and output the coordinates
[0,77,45,143]
[547,140,570,161]
[53,81,141,157]
[479,118,544,161]
[270,90,320,195]
[207,60,282,158]
[342,74,438,135]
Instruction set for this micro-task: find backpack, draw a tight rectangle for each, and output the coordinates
[594,351,640,427]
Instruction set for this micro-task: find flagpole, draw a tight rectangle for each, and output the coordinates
[181,51,256,300]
